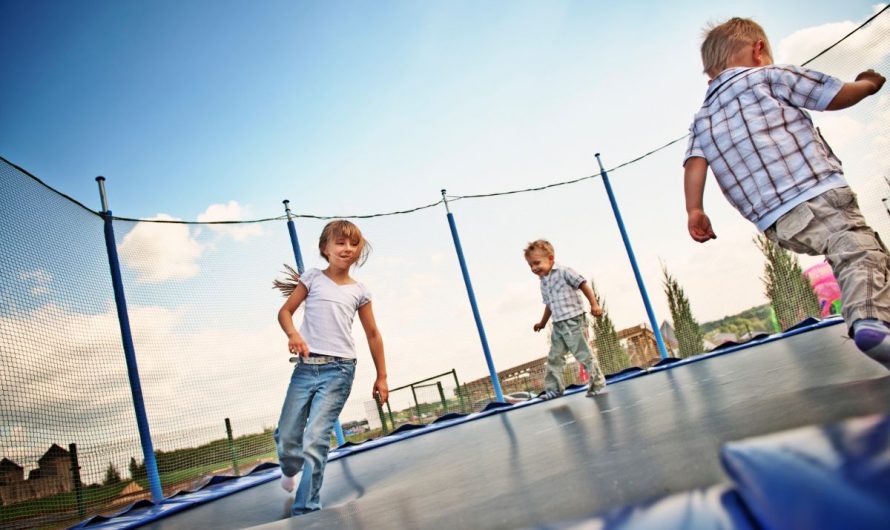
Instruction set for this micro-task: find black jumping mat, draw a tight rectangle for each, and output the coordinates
[143,323,890,530]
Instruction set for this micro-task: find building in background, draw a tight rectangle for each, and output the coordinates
[0,444,73,506]
[617,324,662,368]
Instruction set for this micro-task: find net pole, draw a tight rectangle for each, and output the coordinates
[436,381,447,411]
[96,177,164,503]
[410,384,422,418]
[281,201,346,445]
[451,369,467,411]
[69,443,85,518]
[594,154,670,359]
[282,200,306,274]
[440,190,505,403]
[375,395,389,434]
[386,401,395,428]
[225,418,240,476]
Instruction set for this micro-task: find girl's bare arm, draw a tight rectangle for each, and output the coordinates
[358,302,388,403]
[278,283,310,356]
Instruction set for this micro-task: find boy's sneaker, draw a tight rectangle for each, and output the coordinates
[586,383,607,397]
[853,319,890,369]
[537,389,562,401]
[280,473,297,493]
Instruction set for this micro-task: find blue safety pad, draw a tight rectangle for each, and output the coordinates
[70,466,281,529]
[536,485,757,530]
[721,413,890,530]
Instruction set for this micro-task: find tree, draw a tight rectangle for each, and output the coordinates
[589,281,630,374]
[103,462,122,485]
[755,235,821,330]
[662,266,705,358]
[129,456,146,482]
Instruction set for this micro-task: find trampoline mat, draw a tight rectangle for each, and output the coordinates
[142,324,890,530]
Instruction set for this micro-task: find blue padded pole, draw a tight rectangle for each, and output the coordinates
[282,200,346,446]
[594,154,670,359]
[95,177,164,503]
[440,190,505,403]
[283,200,305,274]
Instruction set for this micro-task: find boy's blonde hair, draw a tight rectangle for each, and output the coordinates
[319,219,371,267]
[524,239,554,258]
[701,17,772,78]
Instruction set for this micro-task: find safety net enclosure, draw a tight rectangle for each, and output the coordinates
[1,6,889,529]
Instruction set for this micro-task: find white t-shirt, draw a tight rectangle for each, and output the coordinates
[298,268,371,359]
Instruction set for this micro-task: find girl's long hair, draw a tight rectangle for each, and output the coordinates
[272,263,301,298]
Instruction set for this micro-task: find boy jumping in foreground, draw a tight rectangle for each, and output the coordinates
[683,17,889,368]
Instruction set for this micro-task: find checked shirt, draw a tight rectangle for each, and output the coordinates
[684,65,846,231]
[540,263,588,322]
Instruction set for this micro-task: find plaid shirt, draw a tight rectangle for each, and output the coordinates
[685,65,847,231]
[540,263,587,322]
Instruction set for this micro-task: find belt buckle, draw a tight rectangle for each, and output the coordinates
[306,355,333,365]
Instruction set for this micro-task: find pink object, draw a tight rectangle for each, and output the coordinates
[578,364,589,383]
[804,261,842,317]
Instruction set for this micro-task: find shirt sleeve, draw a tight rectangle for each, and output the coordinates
[683,122,705,165]
[300,268,318,292]
[769,65,844,111]
[358,284,372,307]
[562,267,586,289]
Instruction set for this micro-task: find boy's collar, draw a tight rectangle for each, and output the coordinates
[705,66,767,101]
[543,262,562,277]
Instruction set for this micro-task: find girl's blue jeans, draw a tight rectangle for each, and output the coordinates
[274,359,355,516]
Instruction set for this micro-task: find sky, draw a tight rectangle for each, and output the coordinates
[2,1,889,479]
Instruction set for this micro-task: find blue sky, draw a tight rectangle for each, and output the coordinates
[0,0,871,218]
[2,1,888,459]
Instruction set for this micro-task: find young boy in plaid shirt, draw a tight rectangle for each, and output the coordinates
[525,239,608,399]
[684,17,889,369]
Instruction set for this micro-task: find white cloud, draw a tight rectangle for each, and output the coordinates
[776,21,856,64]
[196,201,263,242]
[811,112,865,153]
[18,269,52,296]
[119,214,204,283]
[117,202,265,285]
[777,5,890,69]
[0,299,287,482]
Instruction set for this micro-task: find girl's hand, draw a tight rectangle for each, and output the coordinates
[533,322,545,332]
[591,305,603,318]
[373,377,389,404]
[288,333,310,357]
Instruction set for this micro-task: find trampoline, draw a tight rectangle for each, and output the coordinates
[83,320,889,530]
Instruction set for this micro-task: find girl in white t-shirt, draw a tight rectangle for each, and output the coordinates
[272,219,388,516]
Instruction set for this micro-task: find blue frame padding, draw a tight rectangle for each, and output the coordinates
[69,316,847,529]
[537,485,759,530]
[71,466,280,529]
[539,411,889,530]
[721,414,890,530]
